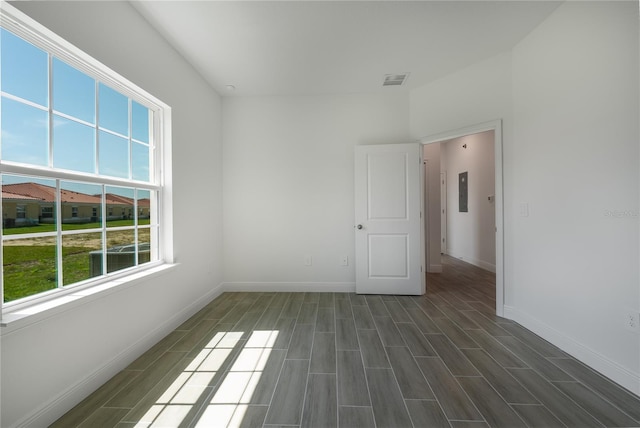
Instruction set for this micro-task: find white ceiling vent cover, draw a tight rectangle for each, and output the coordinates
[383,73,409,86]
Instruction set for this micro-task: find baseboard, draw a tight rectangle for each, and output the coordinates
[223,281,356,293]
[18,283,225,428]
[503,305,640,397]
[446,252,496,273]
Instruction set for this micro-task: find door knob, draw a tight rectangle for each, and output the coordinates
[356,224,363,230]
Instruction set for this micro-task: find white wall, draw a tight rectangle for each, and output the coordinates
[442,131,496,271]
[411,1,639,394]
[1,2,224,427]
[423,142,442,272]
[223,93,410,289]
[510,1,639,392]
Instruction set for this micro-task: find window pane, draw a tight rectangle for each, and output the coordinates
[132,142,150,182]
[53,115,95,173]
[138,227,152,265]
[62,232,102,285]
[136,189,151,225]
[61,181,102,231]
[1,175,56,235]
[99,131,129,178]
[0,28,48,106]
[1,97,48,166]
[106,229,135,273]
[3,236,57,302]
[52,58,95,124]
[132,101,149,143]
[106,186,134,227]
[98,83,128,135]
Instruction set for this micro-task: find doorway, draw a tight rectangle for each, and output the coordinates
[421,120,504,316]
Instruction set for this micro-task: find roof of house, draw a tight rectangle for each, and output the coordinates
[2,183,143,206]
[1,190,41,201]
[104,193,135,205]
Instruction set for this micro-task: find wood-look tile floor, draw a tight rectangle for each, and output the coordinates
[52,256,640,428]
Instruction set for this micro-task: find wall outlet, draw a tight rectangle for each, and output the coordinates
[624,312,640,332]
[304,255,312,266]
[340,256,349,266]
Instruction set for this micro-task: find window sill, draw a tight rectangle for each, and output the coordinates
[1,263,178,334]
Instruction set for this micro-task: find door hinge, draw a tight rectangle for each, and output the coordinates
[421,266,423,272]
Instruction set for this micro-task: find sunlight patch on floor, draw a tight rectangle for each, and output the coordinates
[133,330,278,428]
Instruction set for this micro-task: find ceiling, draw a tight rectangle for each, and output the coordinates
[131,1,562,97]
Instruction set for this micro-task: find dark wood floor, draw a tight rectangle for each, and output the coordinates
[52,255,640,427]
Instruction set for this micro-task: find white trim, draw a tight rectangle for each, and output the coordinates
[158,108,173,263]
[504,305,640,397]
[0,161,161,190]
[420,119,504,316]
[1,263,178,332]
[223,282,356,293]
[445,252,496,273]
[10,280,225,428]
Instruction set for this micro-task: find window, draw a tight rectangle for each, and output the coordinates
[41,206,54,219]
[0,10,171,308]
[16,205,26,220]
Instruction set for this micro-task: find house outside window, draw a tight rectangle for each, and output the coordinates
[0,10,172,307]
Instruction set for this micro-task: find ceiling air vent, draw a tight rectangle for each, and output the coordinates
[383,73,409,86]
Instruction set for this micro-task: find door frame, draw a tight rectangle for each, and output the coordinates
[420,119,504,317]
[440,171,447,254]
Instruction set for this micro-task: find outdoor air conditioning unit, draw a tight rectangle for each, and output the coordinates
[89,243,151,277]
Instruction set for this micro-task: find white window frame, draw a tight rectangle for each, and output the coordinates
[0,2,174,318]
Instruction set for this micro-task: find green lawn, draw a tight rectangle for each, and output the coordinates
[3,219,150,235]
[2,221,152,302]
[3,245,93,302]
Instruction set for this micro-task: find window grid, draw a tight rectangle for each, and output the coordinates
[48,53,54,169]
[0,17,169,308]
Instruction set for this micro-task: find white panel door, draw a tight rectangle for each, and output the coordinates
[354,143,424,295]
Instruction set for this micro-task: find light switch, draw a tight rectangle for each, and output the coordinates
[520,203,529,217]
